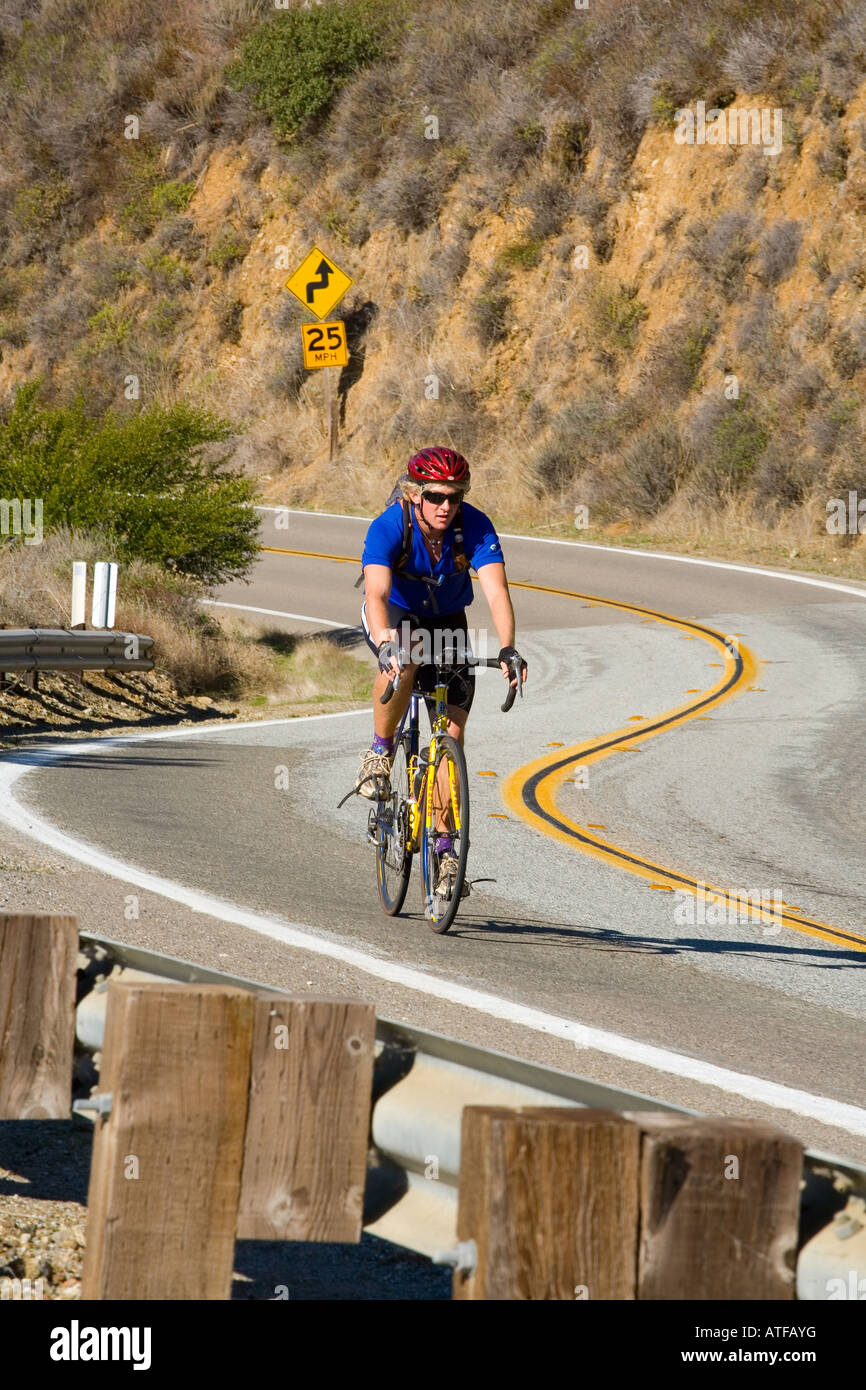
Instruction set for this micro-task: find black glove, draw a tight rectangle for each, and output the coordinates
[378,639,407,675]
[498,645,527,675]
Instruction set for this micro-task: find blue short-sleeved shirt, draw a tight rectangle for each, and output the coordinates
[362,500,504,614]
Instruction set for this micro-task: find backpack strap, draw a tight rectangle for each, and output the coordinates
[452,502,469,572]
[355,496,412,589]
[393,496,413,574]
[356,497,470,591]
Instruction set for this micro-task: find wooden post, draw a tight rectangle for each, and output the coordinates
[237,995,375,1242]
[81,980,254,1301]
[326,367,338,461]
[632,1113,802,1300]
[0,912,78,1119]
[455,1107,641,1300]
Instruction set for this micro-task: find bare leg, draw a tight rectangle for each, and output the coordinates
[372,663,418,740]
[432,705,468,835]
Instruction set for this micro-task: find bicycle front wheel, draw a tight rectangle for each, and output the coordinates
[420,733,470,935]
[376,737,413,915]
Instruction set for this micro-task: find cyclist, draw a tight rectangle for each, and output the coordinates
[356,446,528,896]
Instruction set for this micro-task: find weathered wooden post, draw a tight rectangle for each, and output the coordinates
[237,994,375,1242]
[454,1107,641,1300]
[81,980,254,1300]
[632,1113,802,1300]
[0,911,78,1119]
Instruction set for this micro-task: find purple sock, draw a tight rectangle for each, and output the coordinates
[435,834,453,855]
[371,733,395,756]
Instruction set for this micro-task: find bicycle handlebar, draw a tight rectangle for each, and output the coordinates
[379,655,524,712]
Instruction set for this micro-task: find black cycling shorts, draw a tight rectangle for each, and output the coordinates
[361,602,475,715]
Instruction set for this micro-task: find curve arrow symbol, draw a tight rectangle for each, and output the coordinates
[306,259,333,303]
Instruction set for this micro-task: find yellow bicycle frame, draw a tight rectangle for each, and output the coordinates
[406,676,461,851]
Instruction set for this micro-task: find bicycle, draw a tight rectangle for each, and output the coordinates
[369,648,523,934]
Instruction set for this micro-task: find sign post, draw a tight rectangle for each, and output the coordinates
[285,246,353,458]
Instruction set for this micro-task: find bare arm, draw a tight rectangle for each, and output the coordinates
[363,563,398,647]
[476,562,527,687]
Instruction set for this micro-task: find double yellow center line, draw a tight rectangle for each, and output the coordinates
[264,547,866,952]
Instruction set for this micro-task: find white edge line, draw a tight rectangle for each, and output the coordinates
[202,599,359,630]
[253,506,866,599]
[2,725,865,1138]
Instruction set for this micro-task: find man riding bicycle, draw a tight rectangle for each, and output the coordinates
[356,445,528,896]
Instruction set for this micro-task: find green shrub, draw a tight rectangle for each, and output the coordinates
[144,295,185,338]
[86,303,135,351]
[0,381,258,585]
[645,315,716,395]
[650,91,678,128]
[0,314,28,349]
[139,249,192,292]
[496,239,543,271]
[704,399,769,490]
[786,67,820,104]
[208,227,249,271]
[531,30,588,98]
[591,281,649,352]
[226,0,392,140]
[118,179,195,240]
[10,180,73,237]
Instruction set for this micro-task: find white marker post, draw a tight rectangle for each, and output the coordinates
[71,562,87,628]
[91,562,109,629]
[105,563,118,630]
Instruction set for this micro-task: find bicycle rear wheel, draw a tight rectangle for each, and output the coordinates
[375,737,413,915]
[420,733,470,934]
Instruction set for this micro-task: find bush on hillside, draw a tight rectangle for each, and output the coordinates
[685,213,755,303]
[226,0,392,140]
[686,394,769,499]
[757,220,802,285]
[470,277,511,348]
[0,381,258,584]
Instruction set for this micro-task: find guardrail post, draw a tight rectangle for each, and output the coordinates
[631,1113,802,1300]
[454,1107,641,1300]
[454,1108,803,1300]
[81,980,254,1300]
[0,912,78,1119]
[237,995,375,1242]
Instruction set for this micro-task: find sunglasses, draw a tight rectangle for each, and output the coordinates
[422,490,463,507]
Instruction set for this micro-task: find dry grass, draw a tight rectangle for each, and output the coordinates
[0,531,373,708]
[491,488,866,584]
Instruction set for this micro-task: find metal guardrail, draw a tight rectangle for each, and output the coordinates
[0,628,154,673]
[76,930,866,1282]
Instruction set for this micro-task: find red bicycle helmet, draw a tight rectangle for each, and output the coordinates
[407,446,470,488]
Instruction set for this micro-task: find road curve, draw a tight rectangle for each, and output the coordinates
[5,512,866,1162]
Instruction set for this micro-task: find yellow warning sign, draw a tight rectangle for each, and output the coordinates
[300,320,349,369]
[285,246,353,321]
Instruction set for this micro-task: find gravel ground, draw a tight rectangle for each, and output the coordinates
[0,1120,89,1300]
[0,1111,449,1301]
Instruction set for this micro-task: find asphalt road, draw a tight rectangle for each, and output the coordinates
[8,511,866,1163]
